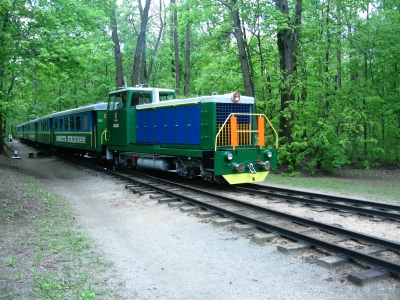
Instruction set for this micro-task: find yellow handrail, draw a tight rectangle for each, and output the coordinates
[101,128,110,143]
[214,113,279,151]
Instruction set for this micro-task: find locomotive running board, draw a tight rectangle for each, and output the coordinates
[223,172,269,185]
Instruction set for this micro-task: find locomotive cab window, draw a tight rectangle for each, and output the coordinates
[159,92,175,101]
[131,92,151,107]
[109,92,128,110]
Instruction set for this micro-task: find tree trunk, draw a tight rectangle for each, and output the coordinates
[0,113,4,155]
[274,0,302,140]
[230,0,253,96]
[0,11,7,155]
[111,4,124,88]
[184,25,191,96]
[132,0,151,86]
[148,0,164,83]
[336,4,342,89]
[171,0,180,95]
[140,38,148,83]
[324,0,330,119]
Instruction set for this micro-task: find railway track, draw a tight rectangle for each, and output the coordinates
[78,163,400,284]
[234,184,400,221]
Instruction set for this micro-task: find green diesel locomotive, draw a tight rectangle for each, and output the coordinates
[103,86,278,184]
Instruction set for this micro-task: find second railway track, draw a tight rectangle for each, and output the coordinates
[235,184,400,221]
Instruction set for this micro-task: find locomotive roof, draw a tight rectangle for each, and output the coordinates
[108,87,175,95]
[137,92,254,109]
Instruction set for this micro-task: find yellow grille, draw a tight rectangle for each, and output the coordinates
[217,124,251,146]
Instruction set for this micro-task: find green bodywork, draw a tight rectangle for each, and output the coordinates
[53,110,108,152]
[104,88,278,180]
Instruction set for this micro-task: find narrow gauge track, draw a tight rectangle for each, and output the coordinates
[235,184,400,221]
[79,163,400,277]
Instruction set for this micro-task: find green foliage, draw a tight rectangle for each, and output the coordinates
[3,0,400,169]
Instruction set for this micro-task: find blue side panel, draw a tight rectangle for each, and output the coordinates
[137,111,145,142]
[155,109,164,143]
[165,108,175,143]
[175,106,187,144]
[188,105,200,145]
[145,110,154,143]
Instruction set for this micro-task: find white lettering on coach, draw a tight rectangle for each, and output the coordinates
[56,136,66,142]
[56,136,86,144]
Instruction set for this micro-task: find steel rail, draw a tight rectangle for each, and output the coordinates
[234,185,400,221]
[238,184,400,212]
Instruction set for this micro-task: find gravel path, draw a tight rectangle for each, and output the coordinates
[6,140,400,299]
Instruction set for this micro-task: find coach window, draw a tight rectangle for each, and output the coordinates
[76,116,81,130]
[59,119,62,131]
[70,116,74,131]
[83,114,88,131]
[64,117,68,131]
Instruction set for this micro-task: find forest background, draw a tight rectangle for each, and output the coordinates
[1,0,399,174]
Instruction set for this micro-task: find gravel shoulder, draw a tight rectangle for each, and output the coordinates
[1,140,400,299]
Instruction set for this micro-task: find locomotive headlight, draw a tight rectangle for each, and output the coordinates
[264,150,273,158]
[224,151,233,161]
[262,161,271,170]
[232,163,245,173]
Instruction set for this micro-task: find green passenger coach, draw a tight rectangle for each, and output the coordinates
[51,103,108,154]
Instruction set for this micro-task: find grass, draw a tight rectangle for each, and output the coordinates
[0,168,124,299]
[265,172,400,204]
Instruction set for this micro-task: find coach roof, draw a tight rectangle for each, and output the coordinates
[47,103,108,118]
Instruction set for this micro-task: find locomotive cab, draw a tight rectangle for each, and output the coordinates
[105,87,177,148]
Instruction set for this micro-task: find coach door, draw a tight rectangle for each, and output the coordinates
[107,92,129,146]
[50,118,54,144]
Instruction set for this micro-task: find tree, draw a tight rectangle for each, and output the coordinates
[170,0,181,95]
[131,0,151,86]
[217,0,254,96]
[273,0,303,140]
[111,0,124,88]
